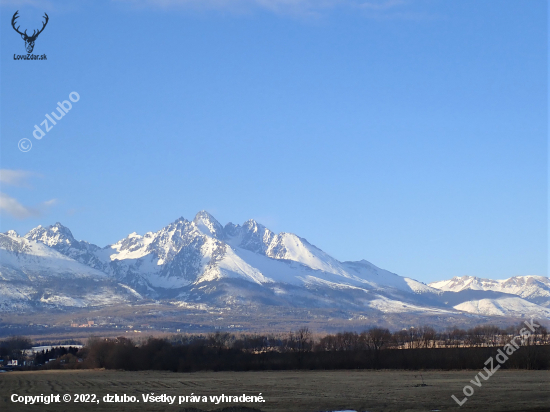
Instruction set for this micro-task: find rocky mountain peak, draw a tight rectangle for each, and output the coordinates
[5,230,19,238]
[24,222,76,246]
[193,210,225,239]
[242,219,263,233]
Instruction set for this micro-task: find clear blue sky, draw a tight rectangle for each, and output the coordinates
[0,0,547,283]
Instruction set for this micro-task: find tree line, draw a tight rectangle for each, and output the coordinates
[2,322,549,371]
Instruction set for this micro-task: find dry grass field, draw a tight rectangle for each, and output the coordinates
[0,369,549,412]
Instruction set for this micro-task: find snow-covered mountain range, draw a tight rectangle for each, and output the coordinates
[1,211,548,323]
[429,276,550,317]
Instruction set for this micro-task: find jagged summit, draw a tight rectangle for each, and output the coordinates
[193,210,225,239]
[25,222,76,246]
[23,221,107,274]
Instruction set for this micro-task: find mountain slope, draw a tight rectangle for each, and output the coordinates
[453,297,550,318]
[25,223,110,273]
[1,231,108,280]
[0,232,139,311]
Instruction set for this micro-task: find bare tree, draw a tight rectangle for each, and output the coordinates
[295,327,313,354]
[367,327,391,352]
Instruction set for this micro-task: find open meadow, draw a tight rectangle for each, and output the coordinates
[1,369,548,412]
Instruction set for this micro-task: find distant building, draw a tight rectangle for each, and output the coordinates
[70,320,95,328]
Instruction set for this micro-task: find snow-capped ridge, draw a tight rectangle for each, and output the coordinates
[429,275,550,302]
[0,233,108,279]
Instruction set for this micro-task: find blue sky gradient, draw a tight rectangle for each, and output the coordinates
[0,0,547,283]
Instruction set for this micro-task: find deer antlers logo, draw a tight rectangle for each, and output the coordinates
[11,10,49,53]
